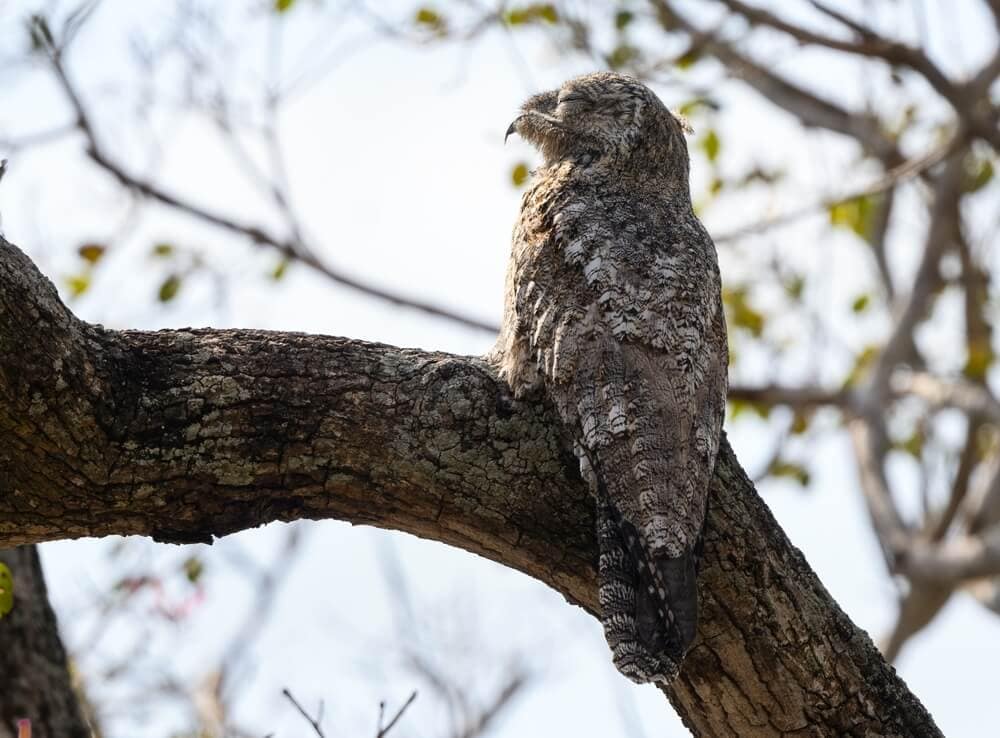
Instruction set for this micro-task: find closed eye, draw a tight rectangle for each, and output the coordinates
[558,93,589,105]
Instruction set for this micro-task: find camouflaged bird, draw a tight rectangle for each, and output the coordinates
[492,72,728,684]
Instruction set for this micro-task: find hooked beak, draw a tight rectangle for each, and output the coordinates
[505,118,520,145]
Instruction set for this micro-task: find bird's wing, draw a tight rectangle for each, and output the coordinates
[518,203,727,557]
[514,207,727,671]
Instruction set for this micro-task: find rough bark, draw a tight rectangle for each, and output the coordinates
[0,236,941,737]
[0,546,91,738]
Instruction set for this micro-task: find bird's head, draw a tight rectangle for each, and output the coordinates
[506,72,692,180]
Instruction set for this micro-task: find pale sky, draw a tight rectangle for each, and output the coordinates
[3,0,1000,736]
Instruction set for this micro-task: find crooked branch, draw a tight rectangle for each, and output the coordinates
[36,18,497,335]
[0,235,943,737]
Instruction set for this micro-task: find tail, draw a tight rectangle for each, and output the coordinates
[595,494,701,685]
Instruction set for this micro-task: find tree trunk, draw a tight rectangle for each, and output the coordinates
[0,236,941,737]
[0,546,91,738]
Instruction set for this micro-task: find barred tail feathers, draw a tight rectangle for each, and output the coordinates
[596,494,698,685]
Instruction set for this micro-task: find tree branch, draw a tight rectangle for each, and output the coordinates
[35,17,497,335]
[0,235,944,736]
[727,383,851,410]
[648,0,902,160]
[720,0,955,104]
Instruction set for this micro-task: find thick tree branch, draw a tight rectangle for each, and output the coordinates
[0,236,944,736]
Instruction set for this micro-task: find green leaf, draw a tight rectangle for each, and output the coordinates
[271,258,289,281]
[723,287,764,337]
[511,162,530,187]
[614,10,634,30]
[415,7,439,23]
[677,98,720,117]
[728,398,770,420]
[851,294,871,313]
[78,242,106,264]
[66,273,90,298]
[964,155,994,193]
[274,0,295,12]
[606,43,638,69]
[414,7,447,33]
[183,556,205,584]
[769,460,811,487]
[708,177,724,196]
[699,129,721,163]
[828,195,877,242]
[152,242,174,258]
[538,4,558,23]
[964,340,996,380]
[675,48,701,69]
[784,275,805,300]
[503,4,558,25]
[843,344,879,387]
[790,412,811,435]
[158,274,181,302]
[0,562,13,618]
[897,431,924,458]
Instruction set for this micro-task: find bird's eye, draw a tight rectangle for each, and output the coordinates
[558,93,588,106]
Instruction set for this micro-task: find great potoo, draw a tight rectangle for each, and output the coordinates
[492,72,728,684]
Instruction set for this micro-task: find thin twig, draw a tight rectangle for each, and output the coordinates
[282,688,325,738]
[377,690,417,738]
[714,139,956,244]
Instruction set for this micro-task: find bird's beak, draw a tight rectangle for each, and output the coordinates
[505,118,519,145]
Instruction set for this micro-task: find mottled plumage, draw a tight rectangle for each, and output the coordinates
[492,72,728,684]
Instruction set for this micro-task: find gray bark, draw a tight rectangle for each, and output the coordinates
[0,236,941,737]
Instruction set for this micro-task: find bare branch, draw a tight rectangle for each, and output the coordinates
[377,691,417,738]
[873,153,966,388]
[456,674,527,738]
[648,0,902,159]
[719,0,960,110]
[714,139,953,244]
[217,527,306,700]
[893,372,1000,422]
[967,465,1000,536]
[282,688,325,738]
[896,530,1000,582]
[849,418,909,565]
[880,583,953,662]
[805,1,960,106]
[930,418,985,541]
[727,383,851,410]
[36,16,498,335]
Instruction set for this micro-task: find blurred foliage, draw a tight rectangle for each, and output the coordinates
[0,562,13,618]
[829,195,878,243]
[511,161,530,187]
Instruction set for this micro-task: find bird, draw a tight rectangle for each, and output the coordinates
[492,72,728,684]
